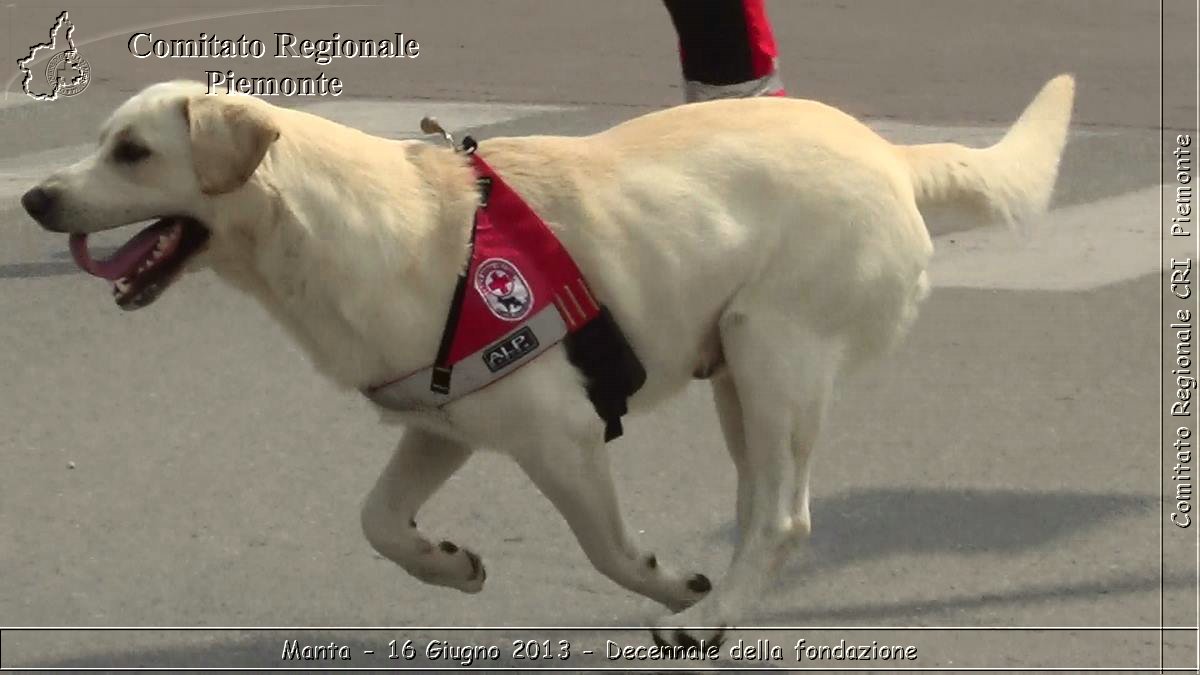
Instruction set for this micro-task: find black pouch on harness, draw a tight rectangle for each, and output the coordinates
[563,305,647,442]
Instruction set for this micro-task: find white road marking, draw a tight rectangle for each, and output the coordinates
[868,119,1113,146]
[294,100,572,139]
[930,185,1162,291]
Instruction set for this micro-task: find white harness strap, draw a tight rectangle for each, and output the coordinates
[364,304,567,412]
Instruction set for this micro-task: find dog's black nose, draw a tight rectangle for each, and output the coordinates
[21,186,60,228]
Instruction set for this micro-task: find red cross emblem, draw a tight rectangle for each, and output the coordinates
[486,270,514,296]
[475,258,532,321]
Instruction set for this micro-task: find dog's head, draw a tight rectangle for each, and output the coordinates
[21,81,280,310]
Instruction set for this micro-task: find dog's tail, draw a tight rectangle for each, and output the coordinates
[897,74,1075,228]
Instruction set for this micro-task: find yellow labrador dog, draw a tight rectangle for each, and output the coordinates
[22,76,1073,644]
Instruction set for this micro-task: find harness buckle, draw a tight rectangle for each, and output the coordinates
[430,366,453,395]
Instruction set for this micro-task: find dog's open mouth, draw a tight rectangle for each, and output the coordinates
[69,217,210,310]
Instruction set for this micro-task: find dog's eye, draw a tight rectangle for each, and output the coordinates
[112,140,151,164]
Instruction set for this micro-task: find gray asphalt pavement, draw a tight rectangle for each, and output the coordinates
[0,0,1196,671]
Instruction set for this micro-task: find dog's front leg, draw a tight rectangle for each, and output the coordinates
[360,427,486,593]
[513,436,712,613]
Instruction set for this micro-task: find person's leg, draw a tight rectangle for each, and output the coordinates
[662,0,786,103]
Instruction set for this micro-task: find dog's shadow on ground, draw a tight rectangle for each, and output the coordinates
[711,487,1150,568]
[707,486,1162,622]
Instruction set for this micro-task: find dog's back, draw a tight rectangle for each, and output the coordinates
[474,75,1074,382]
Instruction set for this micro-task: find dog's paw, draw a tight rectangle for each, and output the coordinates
[648,555,713,613]
[435,540,486,594]
[651,601,728,652]
[662,571,713,612]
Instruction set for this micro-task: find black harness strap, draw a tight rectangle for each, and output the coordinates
[429,217,474,394]
[430,157,491,395]
[422,135,645,442]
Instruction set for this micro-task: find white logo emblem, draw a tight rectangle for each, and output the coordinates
[18,10,91,101]
[475,258,533,321]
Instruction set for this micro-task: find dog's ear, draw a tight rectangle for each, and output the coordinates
[184,95,280,195]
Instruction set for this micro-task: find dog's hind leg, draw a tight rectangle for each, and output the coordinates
[360,427,486,593]
[711,372,751,543]
[789,368,834,540]
[514,436,713,613]
[655,304,841,647]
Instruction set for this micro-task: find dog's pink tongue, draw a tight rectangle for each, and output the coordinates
[69,224,164,281]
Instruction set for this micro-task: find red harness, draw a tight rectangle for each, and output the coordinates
[443,152,601,365]
[364,141,645,442]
